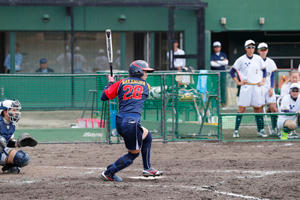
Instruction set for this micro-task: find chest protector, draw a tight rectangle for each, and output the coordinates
[0,116,15,143]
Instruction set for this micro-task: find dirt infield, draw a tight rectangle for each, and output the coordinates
[0,142,299,200]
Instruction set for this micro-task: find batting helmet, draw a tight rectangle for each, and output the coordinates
[128,60,154,78]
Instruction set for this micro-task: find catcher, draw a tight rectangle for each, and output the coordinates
[0,100,37,173]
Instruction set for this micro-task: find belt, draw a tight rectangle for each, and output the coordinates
[245,82,259,85]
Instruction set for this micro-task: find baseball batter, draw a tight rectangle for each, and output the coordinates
[277,83,300,140]
[100,60,163,182]
[257,42,278,136]
[230,40,267,138]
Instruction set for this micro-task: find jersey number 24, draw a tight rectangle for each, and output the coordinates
[123,85,143,100]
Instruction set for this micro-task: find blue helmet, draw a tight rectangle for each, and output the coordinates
[128,60,154,78]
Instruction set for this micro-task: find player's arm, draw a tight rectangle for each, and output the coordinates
[258,57,267,86]
[210,54,221,67]
[101,77,122,101]
[270,61,278,89]
[268,70,277,97]
[258,68,267,86]
[230,67,246,86]
[217,54,229,65]
[210,61,221,67]
[217,59,228,66]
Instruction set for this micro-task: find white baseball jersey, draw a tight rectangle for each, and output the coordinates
[233,54,265,84]
[263,57,277,89]
[174,49,186,68]
[167,49,186,69]
[277,94,300,128]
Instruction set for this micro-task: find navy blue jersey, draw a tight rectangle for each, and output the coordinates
[211,52,228,70]
[104,77,150,115]
[0,116,15,143]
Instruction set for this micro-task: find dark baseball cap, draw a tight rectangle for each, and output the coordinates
[40,58,47,64]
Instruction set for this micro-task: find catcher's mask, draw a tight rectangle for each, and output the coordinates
[0,100,21,124]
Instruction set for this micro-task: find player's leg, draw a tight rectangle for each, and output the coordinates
[233,106,245,138]
[279,119,296,140]
[253,106,266,137]
[101,116,141,182]
[140,126,163,177]
[252,86,266,137]
[269,103,279,136]
[234,85,251,138]
[1,148,30,174]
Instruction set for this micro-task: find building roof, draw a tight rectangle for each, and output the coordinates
[0,0,207,8]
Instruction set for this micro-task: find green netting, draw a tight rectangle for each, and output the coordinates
[0,74,100,110]
[100,72,221,143]
[220,113,300,142]
[162,73,220,141]
[0,72,222,143]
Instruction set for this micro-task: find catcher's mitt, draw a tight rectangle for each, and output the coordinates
[17,133,38,147]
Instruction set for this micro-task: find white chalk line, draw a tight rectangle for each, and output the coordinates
[52,166,300,177]
[129,176,166,180]
[2,166,299,200]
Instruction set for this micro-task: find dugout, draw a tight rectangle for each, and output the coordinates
[0,0,207,73]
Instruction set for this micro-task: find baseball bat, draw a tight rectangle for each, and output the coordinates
[105,29,113,77]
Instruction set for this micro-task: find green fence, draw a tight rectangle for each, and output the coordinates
[5,71,299,143]
[0,74,103,110]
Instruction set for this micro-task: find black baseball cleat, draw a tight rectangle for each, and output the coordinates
[142,168,163,177]
[2,165,20,174]
[100,171,123,182]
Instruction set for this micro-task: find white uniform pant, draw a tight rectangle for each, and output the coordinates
[238,85,264,107]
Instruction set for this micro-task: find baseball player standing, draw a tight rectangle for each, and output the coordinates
[100,60,163,182]
[257,42,279,136]
[230,40,267,138]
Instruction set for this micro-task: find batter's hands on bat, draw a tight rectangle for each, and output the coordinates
[107,75,115,83]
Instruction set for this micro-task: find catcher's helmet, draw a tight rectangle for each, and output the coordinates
[0,100,21,124]
[128,60,154,78]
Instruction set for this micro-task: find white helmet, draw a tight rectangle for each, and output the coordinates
[0,100,22,124]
